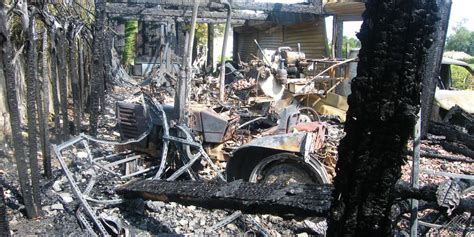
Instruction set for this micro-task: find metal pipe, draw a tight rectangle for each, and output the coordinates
[219,0,232,102]
[410,111,421,237]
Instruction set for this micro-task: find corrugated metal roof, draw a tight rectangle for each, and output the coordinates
[235,18,328,62]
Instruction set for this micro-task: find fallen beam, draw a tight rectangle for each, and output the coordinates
[429,121,474,152]
[117,180,474,217]
[118,180,334,217]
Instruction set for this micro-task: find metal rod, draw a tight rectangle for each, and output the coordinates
[219,0,232,102]
[253,39,271,66]
[121,166,159,179]
[421,169,474,180]
[410,111,421,237]
[103,155,141,168]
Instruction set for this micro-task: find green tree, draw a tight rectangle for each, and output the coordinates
[445,22,474,55]
[122,20,138,66]
[342,36,361,57]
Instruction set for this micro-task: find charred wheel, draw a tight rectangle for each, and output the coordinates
[298,107,320,123]
[248,153,329,185]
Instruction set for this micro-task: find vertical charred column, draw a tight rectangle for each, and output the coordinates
[40,29,52,178]
[50,28,61,140]
[25,12,42,213]
[57,27,69,140]
[90,0,106,136]
[420,0,452,137]
[69,25,81,135]
[207,23,214,70]
[327,0,438,236]
[78,40,85,118]
[0,4,38,219]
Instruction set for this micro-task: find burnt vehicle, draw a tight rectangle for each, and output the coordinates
[115,94,330,185]
[431,58,474,121]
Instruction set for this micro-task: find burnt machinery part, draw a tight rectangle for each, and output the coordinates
[249,153,329,185]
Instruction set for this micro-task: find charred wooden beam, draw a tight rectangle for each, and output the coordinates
[69,26,81,135]
[57,27,70,140]
[429,121,474,151]
[420,0,451,138]
[50,28,61,140]
[90,0,107,136]
[118,180,474,217]
[25,11,42,213]
[0,4,38,219]
[107,0,323,14]
[119,180,333,217]
[327,0,439,235]
[207,23,214,69]
[106,4,268,21]
[40,29,52,178]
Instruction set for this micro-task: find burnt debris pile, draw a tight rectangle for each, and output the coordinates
[0,0,473,236]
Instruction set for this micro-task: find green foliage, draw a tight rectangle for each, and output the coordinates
[122,20,138,66]
[194,23,208,46]
[451,64,473,90]
[342,36,360,57]
[186,23,225,48]
[326,36,360,57]
[464,58,474,64]
[445,22,474,55]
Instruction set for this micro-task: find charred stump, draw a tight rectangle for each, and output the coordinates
[1,4,38,218]
[327,0,438,236]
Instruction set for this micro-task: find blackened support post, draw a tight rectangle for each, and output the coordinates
[207,23,214,70]
[219,0,232,102]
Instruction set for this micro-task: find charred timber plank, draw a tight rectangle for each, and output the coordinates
[407,149,474,163]
[429,121,474,151]
[393,181,473,212]
[107,0,322,14]
[440,141,474,159]
[442,105,474,135]
[118,180,333,217]
[118,180,473,217]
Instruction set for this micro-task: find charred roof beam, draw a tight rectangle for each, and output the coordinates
[106,4,269,21]
[107,0,323,14]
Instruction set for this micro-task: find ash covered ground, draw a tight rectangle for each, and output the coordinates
[0,88,472,236]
